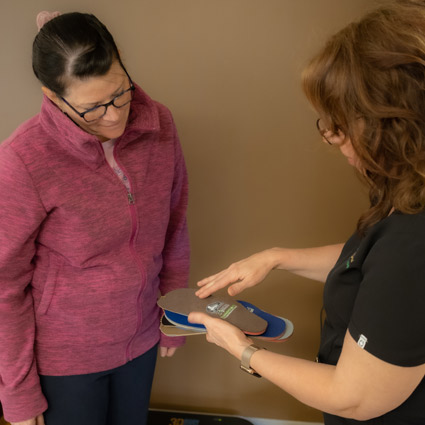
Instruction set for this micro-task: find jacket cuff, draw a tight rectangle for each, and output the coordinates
[159,333,186,348]
[2,384,48,423]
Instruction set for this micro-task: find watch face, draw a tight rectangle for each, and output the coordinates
[147,409,254,425]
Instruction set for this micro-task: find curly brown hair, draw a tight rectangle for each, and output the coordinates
[302,0,425,235]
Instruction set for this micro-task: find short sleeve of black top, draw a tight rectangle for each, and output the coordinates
[318,210,425,425]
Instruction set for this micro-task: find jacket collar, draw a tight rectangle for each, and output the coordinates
[39,84,160,169]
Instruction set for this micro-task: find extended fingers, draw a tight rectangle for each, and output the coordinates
[197,272,220,287]
[196,266,243,298]
[195,280,219,298]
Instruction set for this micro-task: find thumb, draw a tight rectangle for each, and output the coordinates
[188,311,208,325]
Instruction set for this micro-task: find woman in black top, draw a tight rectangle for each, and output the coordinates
[189,1,425,423]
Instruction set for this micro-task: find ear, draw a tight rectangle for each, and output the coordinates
[41,86,61,106]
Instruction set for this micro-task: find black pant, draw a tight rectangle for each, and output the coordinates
[40,345,158,425]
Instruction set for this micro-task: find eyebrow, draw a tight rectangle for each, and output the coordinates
[77,82,126,110]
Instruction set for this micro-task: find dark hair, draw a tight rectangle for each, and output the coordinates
[302,0,425,235]
[32,12,122,96]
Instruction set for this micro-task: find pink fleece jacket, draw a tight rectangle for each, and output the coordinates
[0,85,189,422]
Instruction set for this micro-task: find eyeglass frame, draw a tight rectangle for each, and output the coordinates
[60,66,135,123]
[316,118,345,145]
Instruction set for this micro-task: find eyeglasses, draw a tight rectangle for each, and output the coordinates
[316,118,345,145]
[60,68,135,123]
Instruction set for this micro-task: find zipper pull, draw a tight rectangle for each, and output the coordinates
[128,192,135,204]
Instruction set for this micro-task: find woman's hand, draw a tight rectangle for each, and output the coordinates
[196,249,278,299]
[159,347,178,357]
[196,244,345,299]
[11,414,45,425]
[188,312,252,360]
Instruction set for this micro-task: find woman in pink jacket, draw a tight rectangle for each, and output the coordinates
[0,11,189,425]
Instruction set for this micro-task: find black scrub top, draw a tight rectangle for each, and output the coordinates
[318,210,425,425]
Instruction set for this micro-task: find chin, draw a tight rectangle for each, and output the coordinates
[97,125,126,141]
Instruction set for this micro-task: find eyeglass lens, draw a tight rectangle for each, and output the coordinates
[84,89,133,122]
[316,118,340,145]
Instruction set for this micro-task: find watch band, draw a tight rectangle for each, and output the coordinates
[240,344,262,378]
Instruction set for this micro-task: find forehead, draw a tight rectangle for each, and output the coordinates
[64,61,127,105]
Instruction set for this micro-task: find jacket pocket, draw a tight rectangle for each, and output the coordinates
[36,256,63,315]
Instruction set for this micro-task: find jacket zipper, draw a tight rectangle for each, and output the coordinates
[124,192,146,361]
[102,143,147,361]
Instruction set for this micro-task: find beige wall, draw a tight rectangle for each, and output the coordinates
[1,1,374,422]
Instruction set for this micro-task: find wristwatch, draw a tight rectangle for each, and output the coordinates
[240,344,263,378]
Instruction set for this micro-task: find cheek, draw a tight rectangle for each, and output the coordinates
[339,141,362,168]
[339,141,356,158]
[77,120,97,134]
[340,143,363,170]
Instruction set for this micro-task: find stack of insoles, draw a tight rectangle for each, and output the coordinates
[157,288,293,342]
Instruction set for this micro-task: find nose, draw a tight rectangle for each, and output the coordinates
[102,105,121,122]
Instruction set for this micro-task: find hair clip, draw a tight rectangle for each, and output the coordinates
[36,11,61,32]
